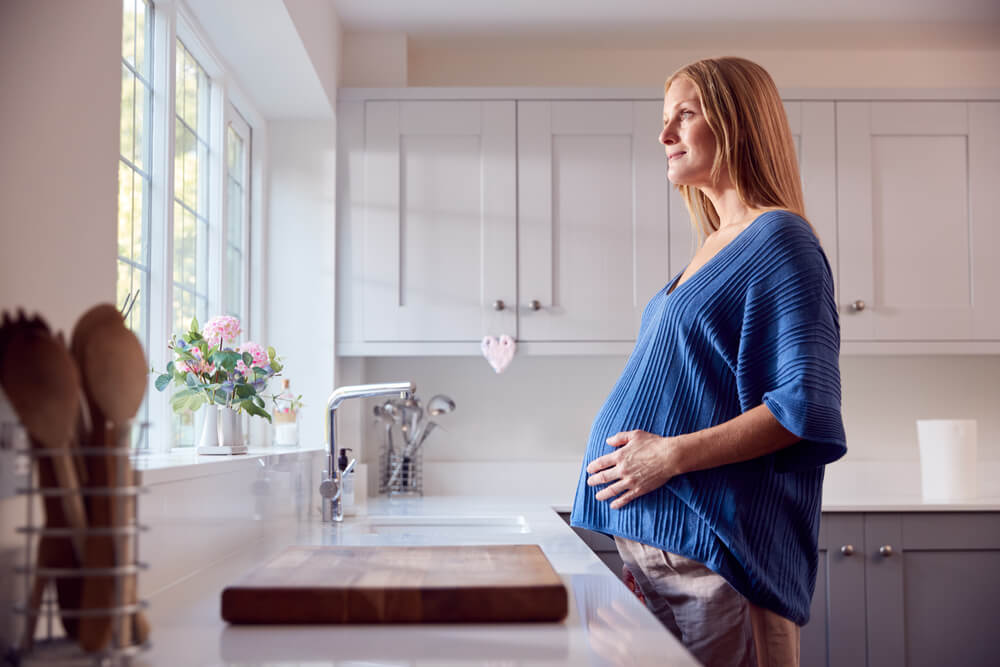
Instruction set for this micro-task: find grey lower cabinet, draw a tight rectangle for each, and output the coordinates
[808,511,1000,667]
[561,511,1000,667]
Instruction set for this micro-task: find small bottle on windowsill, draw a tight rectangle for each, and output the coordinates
[272,379,299,447]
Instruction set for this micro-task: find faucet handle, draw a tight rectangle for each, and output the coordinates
[319,472,340,500]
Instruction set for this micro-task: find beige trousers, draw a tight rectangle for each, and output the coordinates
[615,536,800,667]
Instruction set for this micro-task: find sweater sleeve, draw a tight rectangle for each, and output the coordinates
[736,217,847,472]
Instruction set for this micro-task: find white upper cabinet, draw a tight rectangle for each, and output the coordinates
[784,101,838,301]
[338,90,1000,355]
[362,101,517,341]
[517,101,670,341]
[837,102,1000,341]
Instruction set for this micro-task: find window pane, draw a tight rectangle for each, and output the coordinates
[122,0,136,67]
[131,169,144,261]
[227,179,242,247]
[120,66,135,163]
[135,0,148,75]
[133,77,147,170]
[196,138,208,217]
[225,246,242,319]
[117,162,133,259]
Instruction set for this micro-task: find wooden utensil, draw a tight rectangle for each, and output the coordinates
[22,455,85,647]
[0,321,87,559]
[75,310,149,652]
[0,313,86,647]
[221,544,568,624]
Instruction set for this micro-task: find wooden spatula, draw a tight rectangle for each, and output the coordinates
[75,310,149,652]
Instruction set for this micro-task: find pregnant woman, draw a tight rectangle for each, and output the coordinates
[570,56,847,667]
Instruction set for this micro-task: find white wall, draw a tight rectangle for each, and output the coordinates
[338,35,1000,495]
[0,0,121,334]
[283,0,343,108]
[0,1,122,648]
[266,121,337,451]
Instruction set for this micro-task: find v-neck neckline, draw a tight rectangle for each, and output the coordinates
[665,211,773,297]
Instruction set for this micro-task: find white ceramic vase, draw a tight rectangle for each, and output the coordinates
[198,405,245,449]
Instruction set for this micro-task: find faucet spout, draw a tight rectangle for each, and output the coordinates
[322,381,415,522]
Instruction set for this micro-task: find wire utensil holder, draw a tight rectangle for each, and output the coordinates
[381,447,424,497]
[7,421,151,666]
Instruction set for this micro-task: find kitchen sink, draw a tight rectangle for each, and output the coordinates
[364,514,530,535]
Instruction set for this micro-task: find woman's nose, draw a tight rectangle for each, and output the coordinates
[659,126,675,145]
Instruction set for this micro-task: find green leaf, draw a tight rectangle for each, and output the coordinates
[187,392,208,412]
[190,317,199,332]
[242,352,252,366]
[270,361,283,373]
[166,361,175,375]
[267,346,276,360]
[244,401,272,422]
[154,374,172,392]
[209,350,240,373]
[170,388,199,412]
[253,395,265,409]
[235,383,254,399]
[213,388,228,404]
[184,373,198,387]
[253,366,268,379]
[174,350,195,362]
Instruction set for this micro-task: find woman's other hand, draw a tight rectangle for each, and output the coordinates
[586,430,682,509]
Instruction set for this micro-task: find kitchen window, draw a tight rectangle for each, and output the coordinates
[116,0,261,452]
[118,0,154,445]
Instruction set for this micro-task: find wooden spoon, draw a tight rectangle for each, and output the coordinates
[0,318,87,647]
[76,314,149,652]
[0,324,87,558]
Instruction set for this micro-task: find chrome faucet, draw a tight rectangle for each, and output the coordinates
[321,381,415,522]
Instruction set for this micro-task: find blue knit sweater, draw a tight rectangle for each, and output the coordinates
[570,210,846,625]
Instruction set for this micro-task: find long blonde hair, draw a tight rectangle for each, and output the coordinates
[664,57,813,245]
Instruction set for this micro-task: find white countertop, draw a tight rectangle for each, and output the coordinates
[140,496,698,667]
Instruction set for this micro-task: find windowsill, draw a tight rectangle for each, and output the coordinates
[131,443,326,485]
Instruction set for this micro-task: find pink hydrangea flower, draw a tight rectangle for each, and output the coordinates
[203,315,241,348]
[236,341,268,376]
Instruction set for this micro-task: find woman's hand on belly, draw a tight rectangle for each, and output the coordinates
[586,430,683,509]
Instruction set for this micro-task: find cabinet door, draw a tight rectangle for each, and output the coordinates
[363,101,516,341]
[517,101,670,341]
[866,512,1000,667]
[837,102,1000,341]
[785,101,838,302]
[804,513,867,667]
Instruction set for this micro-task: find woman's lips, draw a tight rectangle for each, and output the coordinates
[668,151,686,160]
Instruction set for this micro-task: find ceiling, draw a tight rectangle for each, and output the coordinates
[331,0,1000,50]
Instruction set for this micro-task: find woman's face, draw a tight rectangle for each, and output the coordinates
[660,77,718,188]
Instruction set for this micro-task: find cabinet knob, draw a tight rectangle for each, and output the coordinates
[840,544,855,556]
[849,300,866,312]
[493,300,506,311]
[528,300,542,311]
[879,544,894,557]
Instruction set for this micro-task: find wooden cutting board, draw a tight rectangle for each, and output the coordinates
[221,544,568,624]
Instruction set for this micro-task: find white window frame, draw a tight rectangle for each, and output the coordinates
[223,104,252,325]
[141,0,267,454]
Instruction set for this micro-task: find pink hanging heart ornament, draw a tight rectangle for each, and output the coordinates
[481,335,516,373]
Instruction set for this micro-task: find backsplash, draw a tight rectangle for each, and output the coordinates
[355,354,1000,467]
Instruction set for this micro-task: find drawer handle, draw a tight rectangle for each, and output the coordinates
[879,544,894,557]
[840,544,855,556]
[493,300,506,311]
[850,299,866,312]
[528,300,542,311]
